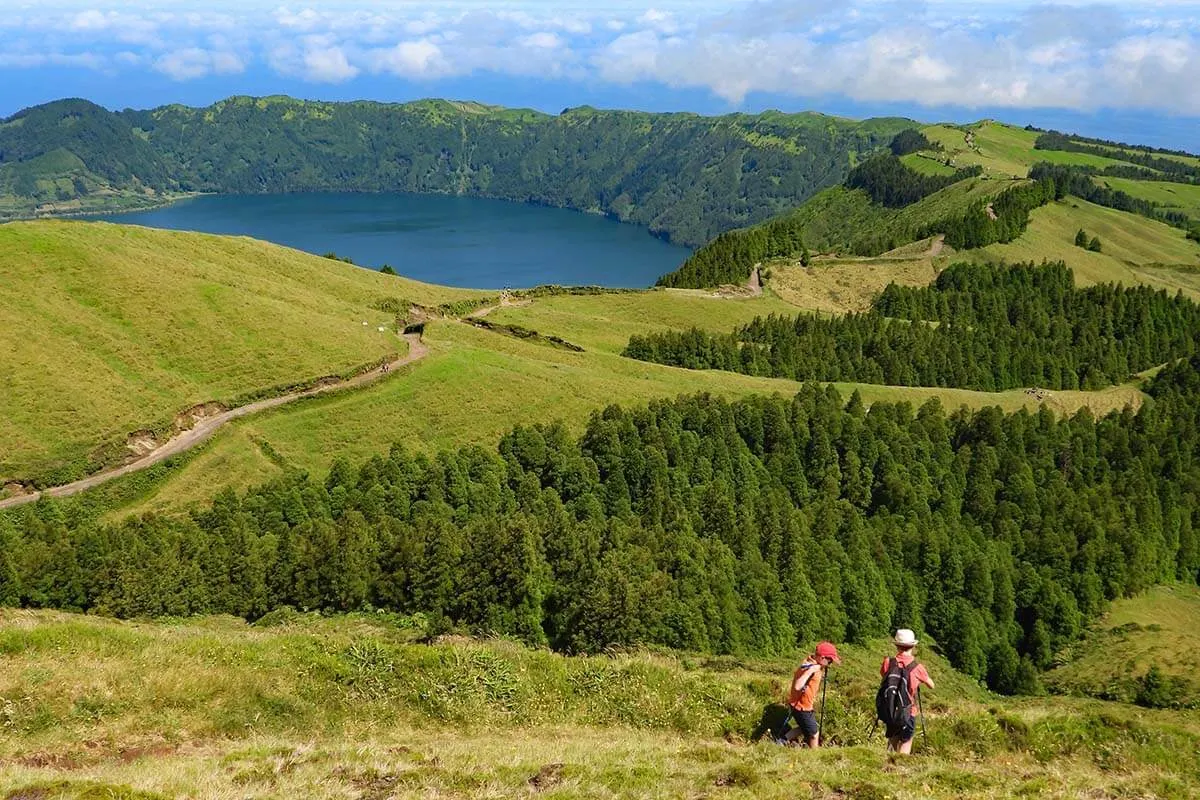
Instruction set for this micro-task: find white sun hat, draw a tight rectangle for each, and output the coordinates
[894,628,918,647]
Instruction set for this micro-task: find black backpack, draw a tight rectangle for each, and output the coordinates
[875,657,915,726]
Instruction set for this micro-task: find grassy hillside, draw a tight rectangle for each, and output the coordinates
[755,192,1200,315]
[0,221,482,487]
[979,197,1200,290]
[1098,176,1200,224]
[484,290,801,354]
[920,122,1136,177]
[0,609,1197,799]
[111,303,1146,519]
[0,219,1158,517]
[1046,585,1200,708]
[700,176,1017,262]
[110,318,807,516]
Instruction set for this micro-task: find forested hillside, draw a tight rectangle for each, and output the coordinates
[0,97,913,245]
[658,123,1200,289]
[633,262,1199,389]
[5,355,1199,692]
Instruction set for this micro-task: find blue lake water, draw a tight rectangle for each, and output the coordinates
[98,193,691,289]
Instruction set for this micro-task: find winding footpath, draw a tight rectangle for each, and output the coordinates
[0,332,430,510]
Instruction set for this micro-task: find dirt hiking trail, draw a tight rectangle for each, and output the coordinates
[0,331,430,510]
[746,265,763,296]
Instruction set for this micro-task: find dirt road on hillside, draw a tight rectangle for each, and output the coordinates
[746,265,763,296]
[467,294,532,319]
[0,332,430,510]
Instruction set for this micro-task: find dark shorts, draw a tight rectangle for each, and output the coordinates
[886,715,916,742]
[790,709,819,740]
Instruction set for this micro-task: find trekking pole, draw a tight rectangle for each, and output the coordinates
[918,687,928,750]
[818,666,828,744]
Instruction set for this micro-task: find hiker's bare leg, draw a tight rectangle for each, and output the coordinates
[806,734,820,749]
[898,737,914,755]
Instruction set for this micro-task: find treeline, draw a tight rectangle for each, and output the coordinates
[657,149,1200,290]
[1,97,912,245]
[5,367,1200,692]
[847,154,982,208]
[627,262,1200,391]
[656,215,806,288]
[930,178,1056,249]
[1028,127,1200,160]
[1035,132,1200,184]
[889,129,940,156]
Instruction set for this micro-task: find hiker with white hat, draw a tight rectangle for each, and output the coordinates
[876,628,935,754]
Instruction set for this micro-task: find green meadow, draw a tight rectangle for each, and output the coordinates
[1,609,1197,800]
[0,221,484,487]
[111,288,1149,519]
[1097,176,1200,223]
[5,116,1200,515]
[920,122,1138,177]
[1046,585,1200,708]
[979,197,1200,291]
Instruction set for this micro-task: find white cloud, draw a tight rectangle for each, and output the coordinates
[154,47,245,80]
[520,32,564,49]
[303,45,359,82]
[0,51,107,70]
[275,7,323,31]
[366,39,448,77]
[70,9,110,31]
[6,1,1200,115]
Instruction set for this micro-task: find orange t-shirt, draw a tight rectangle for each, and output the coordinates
[788,662,823,711]
[879,652,931,714]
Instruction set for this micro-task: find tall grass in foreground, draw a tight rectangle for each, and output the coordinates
[1,610,1198,799]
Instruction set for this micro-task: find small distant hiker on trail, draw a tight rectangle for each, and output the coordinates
[779,641,841,748]
[877,628,935,754]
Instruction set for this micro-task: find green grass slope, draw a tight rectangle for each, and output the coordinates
[2,222,1149,517]
[921,121,1139,178]
[1098,176,1200,225]
[668,117,1200,292]
[111,317,808,516]
[978,196,1200,291]
[485,290,801,354]
[742,177,1018,260]
[105,284,1151,519]
[1046,585,1200,708]
[0,221,482,486]
[1,609,1198,800]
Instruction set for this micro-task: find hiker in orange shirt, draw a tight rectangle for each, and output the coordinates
[878,628,935,754]
[780,641,841,748]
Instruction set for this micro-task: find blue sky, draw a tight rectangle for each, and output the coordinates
[3,1,1200,151]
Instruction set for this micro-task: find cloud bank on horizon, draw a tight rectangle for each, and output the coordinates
[3,0,1200,116]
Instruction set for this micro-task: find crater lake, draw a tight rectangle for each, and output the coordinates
[97,192,691,289]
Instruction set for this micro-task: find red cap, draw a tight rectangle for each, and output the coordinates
[815,641,841,664]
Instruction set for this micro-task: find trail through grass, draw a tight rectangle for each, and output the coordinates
[920,122,1142,178]
[0,221,483,486]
